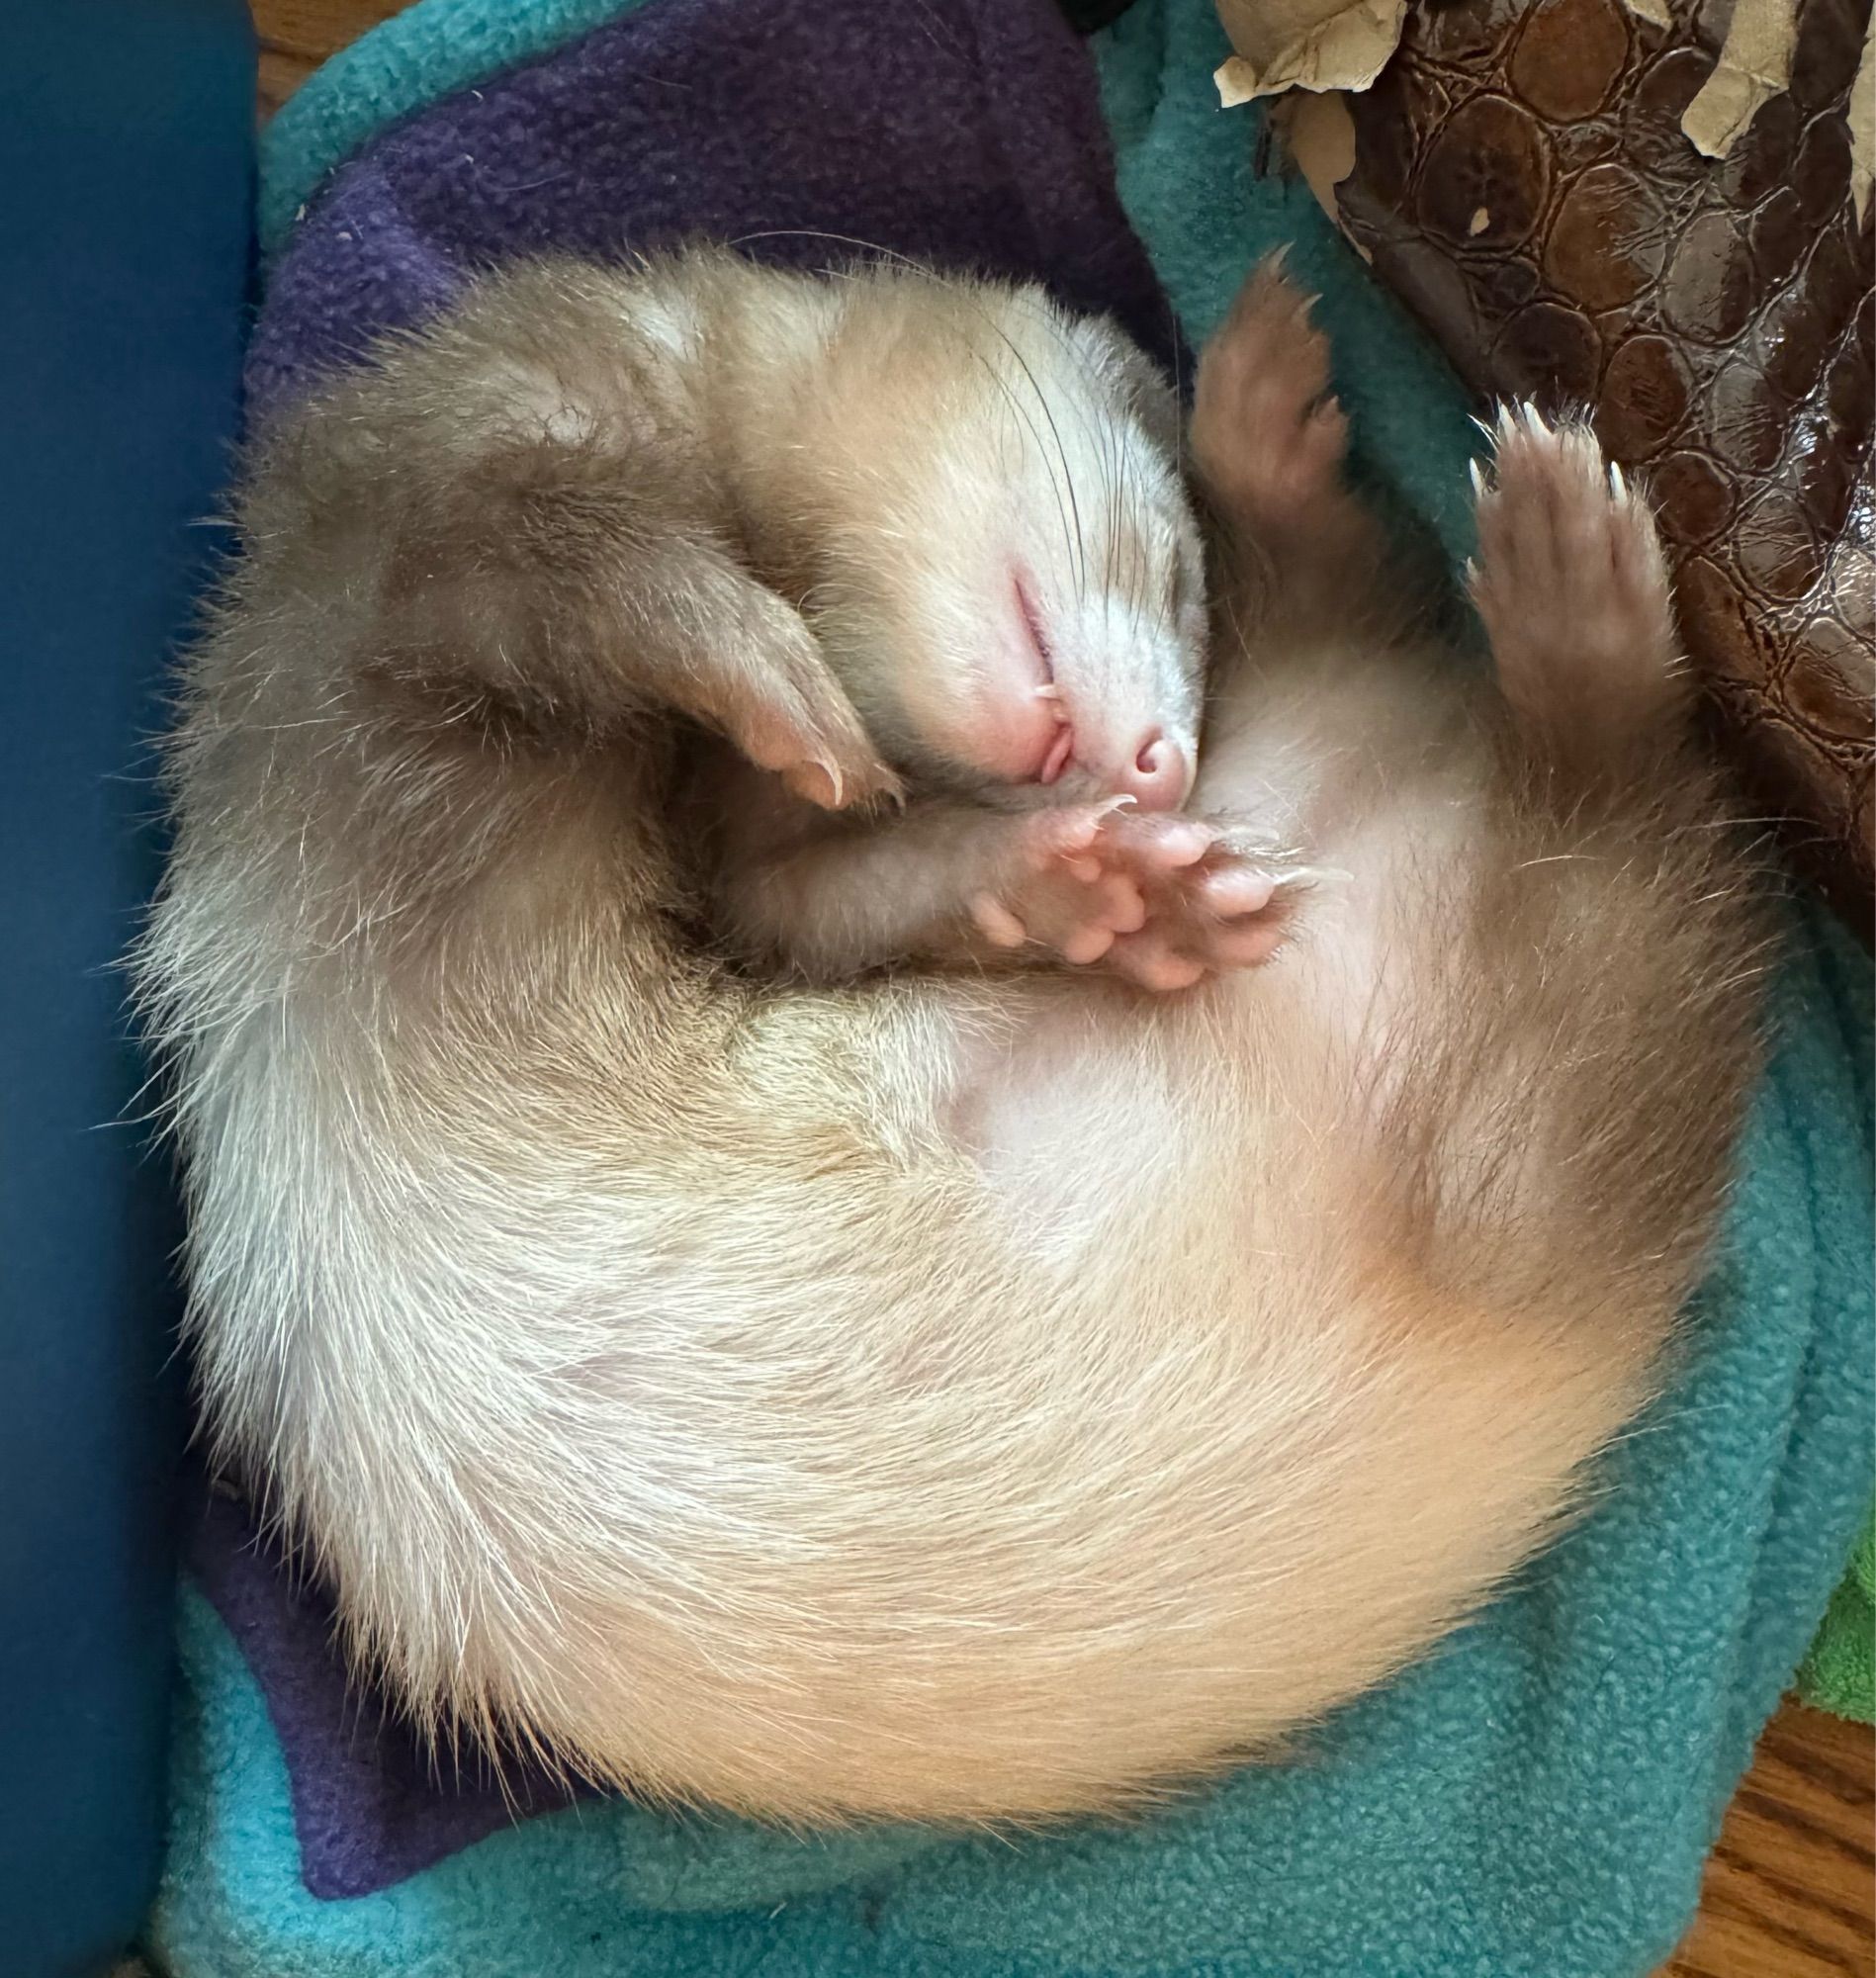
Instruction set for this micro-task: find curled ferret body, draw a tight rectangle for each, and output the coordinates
[138,248,1766,1825]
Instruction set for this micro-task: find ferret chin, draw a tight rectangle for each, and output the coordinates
[136,249,1766,1827]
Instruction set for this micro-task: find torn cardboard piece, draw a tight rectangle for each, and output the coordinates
[1849,15,1874,225]
[1680,0,1799,159]
[1213,0,1407,108]
[1621,0,1672,29]
[1276,89,1369,256]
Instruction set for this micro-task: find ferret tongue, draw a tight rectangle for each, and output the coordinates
[1037,725,1075,785]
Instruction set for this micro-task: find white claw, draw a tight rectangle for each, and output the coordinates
[1469,458,1488,501]
[1608,463,1628,499]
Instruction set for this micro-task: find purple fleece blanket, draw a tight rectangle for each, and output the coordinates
[201,0,1183,1902]
[247,0,1175,422]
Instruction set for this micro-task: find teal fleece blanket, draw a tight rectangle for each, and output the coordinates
[150,1,1876,1973]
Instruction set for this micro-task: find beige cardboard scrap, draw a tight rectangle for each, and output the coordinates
[1213,0,1406,108]
[1850,16,1874,225]
[1681,0,1800,158]
[1279,89,1370,257]
[1621,0,1672,27]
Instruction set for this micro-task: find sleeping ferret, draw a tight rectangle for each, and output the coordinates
[136,247,1766,1824]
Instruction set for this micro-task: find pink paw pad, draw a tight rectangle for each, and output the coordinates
[1105,846,1298,992]
[966,805,1163,963]
[974,805,1301,991]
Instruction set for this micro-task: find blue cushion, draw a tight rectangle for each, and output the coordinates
[0,6,253,1971]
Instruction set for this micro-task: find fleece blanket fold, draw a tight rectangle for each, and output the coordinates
[150,1,1876,1973]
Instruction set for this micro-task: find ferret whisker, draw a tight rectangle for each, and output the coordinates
[963,344,1079,588]
[992,328,1091,606]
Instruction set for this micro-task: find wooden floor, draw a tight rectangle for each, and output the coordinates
[246,5,1876,1974]
[1670,1707,1873,1978]
[255,0,407,111]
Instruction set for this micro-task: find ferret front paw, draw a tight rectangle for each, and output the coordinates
[1104,836,1301,991]
[1469,406,1687,739]
[968,808,1295,991]
[732,680,905,812]
[704,588,905,812]
[966,805,1163,967]
[1191,253,1348,529]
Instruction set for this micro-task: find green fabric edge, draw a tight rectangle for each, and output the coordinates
[1798,1504,1875,1721]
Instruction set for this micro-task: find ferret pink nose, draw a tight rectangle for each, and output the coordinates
[1115,730,1191,812]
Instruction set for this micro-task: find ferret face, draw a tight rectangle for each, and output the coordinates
[781,283,1207,811]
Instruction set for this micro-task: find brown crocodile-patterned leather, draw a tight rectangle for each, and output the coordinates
[1329,0,1874,927]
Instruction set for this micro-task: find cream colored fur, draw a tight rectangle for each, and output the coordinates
[135,254,1764,1825]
